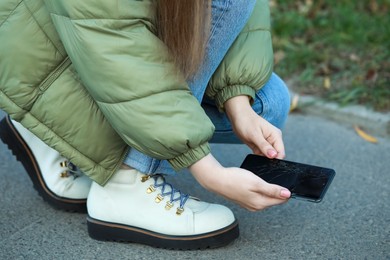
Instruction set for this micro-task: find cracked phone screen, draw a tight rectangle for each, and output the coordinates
[240,155,335,201]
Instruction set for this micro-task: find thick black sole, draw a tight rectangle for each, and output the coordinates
[0,116,87,213]
[87,215,239,250]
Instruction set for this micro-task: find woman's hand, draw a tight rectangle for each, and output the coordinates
[189,154,290,211]
[224,95,285,159]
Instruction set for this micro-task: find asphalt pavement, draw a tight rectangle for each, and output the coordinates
[0,108,389,260]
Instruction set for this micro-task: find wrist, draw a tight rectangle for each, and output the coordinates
[224,95,252,122]
[189,154,225,192]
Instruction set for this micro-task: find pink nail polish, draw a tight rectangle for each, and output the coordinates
[267,149,277,158]
[281,189,291,198]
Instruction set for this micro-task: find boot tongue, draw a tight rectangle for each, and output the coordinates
[153,175,192,208]
[154,175,173,194]
[110,169,139,184]
[153,175,208,212]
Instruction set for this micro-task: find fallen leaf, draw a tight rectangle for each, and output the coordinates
[349,53,360,62]
[290,94,299,112]
[317,63,330,76]
[298,0,313,14]
[324,76,331,89]
[369,0,379,13]
[365,68,378,82]
[269,0,277,8]
[354,125,378,143]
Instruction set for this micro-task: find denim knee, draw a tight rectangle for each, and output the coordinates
[252,73,290,129]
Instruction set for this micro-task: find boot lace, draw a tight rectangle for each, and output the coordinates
[142,174,189,215]
[59,161,81,179]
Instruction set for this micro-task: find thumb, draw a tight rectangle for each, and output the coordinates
[253,137,278,159]
[257,181,291,199]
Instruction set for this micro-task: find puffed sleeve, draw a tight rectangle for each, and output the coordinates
[206,0,273,112]
[44,0,215,170]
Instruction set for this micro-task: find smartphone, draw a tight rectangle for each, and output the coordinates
[240,154,336,203]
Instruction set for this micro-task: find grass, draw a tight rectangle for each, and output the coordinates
[270,0,390,112]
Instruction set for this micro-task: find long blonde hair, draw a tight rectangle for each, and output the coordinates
[156,0,211,79]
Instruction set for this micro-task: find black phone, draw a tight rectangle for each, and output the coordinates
[240,154,336,203]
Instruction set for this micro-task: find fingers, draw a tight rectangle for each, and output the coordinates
[268,131,285,159]
[256,180,291,200]
[252,127,285,159]
[249,144,263,156]
[219,168,290,212]
[253,138,279,159]
[240,177,291,211]
[245,192,290,211]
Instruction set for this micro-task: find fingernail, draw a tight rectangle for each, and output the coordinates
[267,149,277,158]
[281,189,291,198]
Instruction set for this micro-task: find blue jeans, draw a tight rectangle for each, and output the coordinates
[123,0,290,175]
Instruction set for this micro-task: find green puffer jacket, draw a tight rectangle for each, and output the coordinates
[0,0,273,185]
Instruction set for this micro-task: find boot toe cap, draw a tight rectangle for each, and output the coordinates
[193,203,236,234]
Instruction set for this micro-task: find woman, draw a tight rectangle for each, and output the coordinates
[0,0,291,249]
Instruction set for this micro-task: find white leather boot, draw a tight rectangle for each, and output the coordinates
[0,116,91,212]
[87,169,239,250]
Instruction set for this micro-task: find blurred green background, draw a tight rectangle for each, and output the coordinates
[270,0,390,112]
